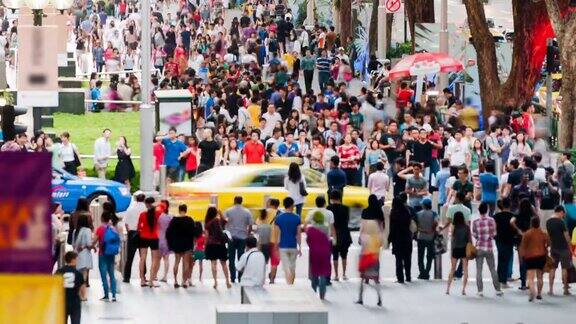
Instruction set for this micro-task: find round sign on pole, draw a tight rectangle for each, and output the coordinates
[385,0,402,13]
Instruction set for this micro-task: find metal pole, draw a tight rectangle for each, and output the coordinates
[438,0,449,90]
[403,5,407,43]
[139,0,154,192]
[159,165,167,198]
[377,1,387,60]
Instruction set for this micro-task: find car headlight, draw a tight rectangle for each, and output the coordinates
[119,187,131,196]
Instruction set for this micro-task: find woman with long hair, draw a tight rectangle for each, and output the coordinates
[224,137,242,165]
[508,131,532,163]
[182,136,199,179]
[113,136,136,190]
[519,217,549,301]
[166,204,196,288]
[511,198,537,290]
[445,212,471,295]
[388,196,413,283]
[204,206,232,289]
[284,162,307,216]
[323,136,337,173]
[138,197,161,287]
[337,134,361,186]
[310,135,325,172]
[356,215,383,306]
[72,213,93,300]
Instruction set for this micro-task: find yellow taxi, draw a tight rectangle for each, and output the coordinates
[168,164,370,226]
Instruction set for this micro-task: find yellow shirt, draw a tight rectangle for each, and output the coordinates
[283,53,295,71]
[460,107,479,130]
[247,104,261,127]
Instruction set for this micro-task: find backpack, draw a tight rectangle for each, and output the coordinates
[103,226,121,256]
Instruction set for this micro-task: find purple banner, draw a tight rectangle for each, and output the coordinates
[0,152,52,273]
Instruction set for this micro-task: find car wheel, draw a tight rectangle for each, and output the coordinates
[87,193,115,211]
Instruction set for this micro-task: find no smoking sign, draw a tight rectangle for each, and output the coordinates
[385,0,402,13]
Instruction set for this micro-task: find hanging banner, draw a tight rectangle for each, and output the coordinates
[0,274,64,324]
[0,152,53,273]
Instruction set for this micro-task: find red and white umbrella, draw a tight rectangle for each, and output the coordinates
[388,52,464,81]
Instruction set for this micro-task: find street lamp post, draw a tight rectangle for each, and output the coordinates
[438,0,449,90]
[139,0,154,192]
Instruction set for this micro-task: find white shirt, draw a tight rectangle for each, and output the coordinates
[236,248,266,287]
[261,112,282,139]
[237,107,250,130]
[446,140,469,166]
[94,137,112,167]
[123,202,146,231]
[284,175,307,205]
[367,171,390,200]
[59,142,77,163]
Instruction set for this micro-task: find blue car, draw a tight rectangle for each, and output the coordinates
[52,168,132,213]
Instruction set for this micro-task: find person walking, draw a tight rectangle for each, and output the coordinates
[224,196,254,283]
[306,211,332,300]
[93,211,119,301]
[327,190,352,281]
[316,49,331,93]
[511,198,537,290]
[113,136,135,189]
[138,197,162,287]
[415,198,437,280]
[389,196,413,283]
[123,193,146,283]
[356,217,383,306]
[166,204,196,288]
[301,49,315,94]
[71,213,93,301]
[55,252,85,324]
[158,200,174,283]
[237,236,266,302]
[445,212,471,295]
[161,127,188,183]
[519,217,549,301]
[284,162,307,216]
[205,206,232,289]
[546,205,572,296]
[327,155,347,196]
[93,129,112,179]
[275,197,303,285]
[493,197,516,289]
[472,202,503,297]
[337,134,361,186]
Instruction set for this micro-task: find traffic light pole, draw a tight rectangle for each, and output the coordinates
[140,0,154,192]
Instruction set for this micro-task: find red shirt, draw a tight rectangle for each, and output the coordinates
[243,140,265,164]
[396,89,414,108]
[428,131,442,158]
[337,144,360,170]
[138,210,161,240]
[186,147,198,171]
[153,142,165,171]
[95,224,114,256]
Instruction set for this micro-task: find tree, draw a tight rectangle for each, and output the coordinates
[368,0,393,55]
[543,0,576,149]
[463,0,553,125]
[339,0,353,47]
[405,0,435,50]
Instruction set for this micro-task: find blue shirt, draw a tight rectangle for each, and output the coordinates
[90,87,101,110]
[162,138,187,167]
[479,172,499,203]
[277,142,299,157]
[327,168,347,192]
[435,169,450,204]
[275,212,301,249]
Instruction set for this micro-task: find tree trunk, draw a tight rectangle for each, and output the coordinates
[339,0,352,47]
[463,0,551,125]
[405,0,435,51]
[369,0,378,55]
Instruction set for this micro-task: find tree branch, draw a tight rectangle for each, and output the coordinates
[544,0,566,41]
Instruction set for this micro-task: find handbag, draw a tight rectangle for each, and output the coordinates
[466,242,477,260]
[299,180,308,197]
[543,255,555,273]
[73,150,82,167]
[567,266,576,284]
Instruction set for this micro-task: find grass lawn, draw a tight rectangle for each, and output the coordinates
[46,112,142,188]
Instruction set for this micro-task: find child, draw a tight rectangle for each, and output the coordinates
[55,251,85,324]
[191,221,205,283]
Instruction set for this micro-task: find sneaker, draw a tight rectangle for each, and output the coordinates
[518,286,528,291]
[496,291,503,297]
[151,281,160,288]
[100,297,109,302]
[536,295,542,300]
[111,297,117,302]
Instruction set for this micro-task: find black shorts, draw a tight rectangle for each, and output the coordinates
[332,244,349,260]
[139,238,159,250]
[524,256,546,270]
[167,167,179,182]
[452,247,466,259]
[205,244,228,261]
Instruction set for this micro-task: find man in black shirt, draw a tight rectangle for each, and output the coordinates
[408,128,441,181]
[493,198,516,288]
[197,128,221,174]
[379,120,405,169]
[327,190,352,281]
[55,251,85,324]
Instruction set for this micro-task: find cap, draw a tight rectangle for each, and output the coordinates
[422,124,433,133]
[421,197,432,207]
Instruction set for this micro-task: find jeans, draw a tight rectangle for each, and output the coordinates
[123,231,139,282]
[394,250,412,282]
[318,71,330,93]
[475,250,501,292]
[310,276,328,299]
[303,70,314,94]
[228,238,246,282]
[343,168,359,186]
[178,164,186,182]
[98,254,117,298]
[295,203,303,217]
[496,242,513,284]
[417,240,434,279]
[66,306,81,324]
[484,201,496,217]
[518,249,527,287]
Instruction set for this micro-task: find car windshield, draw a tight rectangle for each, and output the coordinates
[191,167,253,186]
[52,168,78,180]
[247,168,326,188]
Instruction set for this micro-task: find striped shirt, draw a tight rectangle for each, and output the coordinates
[316,56,331,72]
